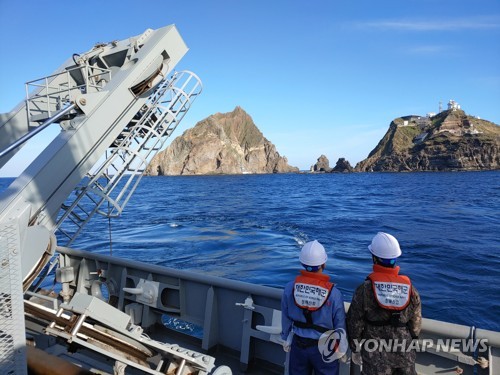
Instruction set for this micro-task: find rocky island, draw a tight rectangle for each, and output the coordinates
[145,106,299,175]
[356,101,500,172]
[146,101,499,175]
[310,155,354,173]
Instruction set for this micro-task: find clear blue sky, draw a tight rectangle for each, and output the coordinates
[1,0,499,176]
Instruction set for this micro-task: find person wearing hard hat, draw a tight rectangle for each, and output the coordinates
[346,232,422,375]
[281,240,347,375]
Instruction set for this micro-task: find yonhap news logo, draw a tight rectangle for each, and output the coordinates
[352,338,489,353]
[318,328,348,362]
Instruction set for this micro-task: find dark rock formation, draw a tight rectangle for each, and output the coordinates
[332,158,354,173]
[145,106,299,175]
[356,109,500,172]
[310,155,332,172]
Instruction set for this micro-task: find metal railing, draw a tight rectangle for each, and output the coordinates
[25,64,111,123]
[45,247,500,375]
[55,71,202,246]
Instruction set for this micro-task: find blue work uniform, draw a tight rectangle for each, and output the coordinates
[281,270,346,375]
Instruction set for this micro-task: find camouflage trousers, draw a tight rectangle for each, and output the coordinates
[362,362,417,375]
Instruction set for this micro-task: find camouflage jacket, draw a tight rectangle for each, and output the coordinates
[346,275,422,368]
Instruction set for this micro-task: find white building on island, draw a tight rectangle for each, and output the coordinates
[447,99,461,111]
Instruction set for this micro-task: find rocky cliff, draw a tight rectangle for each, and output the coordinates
[332,158,354,173]
[145,106,299,175]
[356,109,500,172]
[310,155,332,172]
[310,155,354,173]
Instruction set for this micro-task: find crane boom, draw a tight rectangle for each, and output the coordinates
[0,25,201,288]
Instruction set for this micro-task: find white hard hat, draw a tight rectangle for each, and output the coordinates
[299,240,328,266]
[368,232,402,259]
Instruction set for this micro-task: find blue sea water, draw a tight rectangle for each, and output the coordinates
[1,171,499,331]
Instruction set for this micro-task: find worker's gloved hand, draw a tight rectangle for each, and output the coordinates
[283,342,291,352]
[352,351,362,366]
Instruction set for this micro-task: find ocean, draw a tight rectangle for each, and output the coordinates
[1,171,499,331]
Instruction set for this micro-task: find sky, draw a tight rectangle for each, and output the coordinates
[1,0,499,176]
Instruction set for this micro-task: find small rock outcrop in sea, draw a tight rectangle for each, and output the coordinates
[310,155,332,172]
[356,105,500,172]
[332,158,354,173]
[145,106,299,175]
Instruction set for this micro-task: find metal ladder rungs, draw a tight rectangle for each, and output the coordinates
[68,211,85,224]
[57,71,202,246]
[57,227,72,240]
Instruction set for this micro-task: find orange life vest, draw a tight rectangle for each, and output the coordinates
[293,270,334,311]
[367,264,412,311]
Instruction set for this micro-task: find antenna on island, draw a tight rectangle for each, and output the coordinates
[439,101,442,113]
